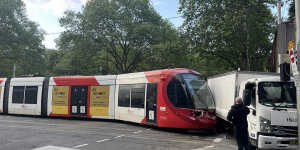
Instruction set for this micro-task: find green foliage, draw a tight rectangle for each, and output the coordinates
[0,0,280,77]
[179,0,276,73]
[0,0,45,77]
[58,0,277,76]
[44,49,64,75]
[57,0,181,74]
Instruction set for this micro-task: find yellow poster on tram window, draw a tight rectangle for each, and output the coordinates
[52,86,69,115]
[90,86,110,116]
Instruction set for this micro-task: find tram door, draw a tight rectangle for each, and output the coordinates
[70,86,88,115]
[146,83,157,124]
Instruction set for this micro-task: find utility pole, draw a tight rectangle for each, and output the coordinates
[295,0,300,148]
[277,0,282,73]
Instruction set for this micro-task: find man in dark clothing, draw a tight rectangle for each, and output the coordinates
[227,97,250,150]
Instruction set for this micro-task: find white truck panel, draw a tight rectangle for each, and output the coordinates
[208,72,279,121]
[208,73,236,120]
[271,111,297,126]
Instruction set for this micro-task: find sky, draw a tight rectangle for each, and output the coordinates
[22,0,184,50]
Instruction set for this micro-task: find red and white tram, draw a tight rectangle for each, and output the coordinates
[0,68,216,129]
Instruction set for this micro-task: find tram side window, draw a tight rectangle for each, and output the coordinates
[118,85,130,107]
[25,86,38,104]
[167,78,193,109]
[12,86,38,104]
[12,86,24,104]
[131,84,145,108]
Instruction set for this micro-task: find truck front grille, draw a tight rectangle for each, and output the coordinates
[272,126,298,137]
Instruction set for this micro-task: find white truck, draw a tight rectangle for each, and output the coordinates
[208,71,297,149]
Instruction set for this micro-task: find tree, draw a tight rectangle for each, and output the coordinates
[179,0,276,72]
[44,49,65,75]
[58,0,174,74]
[0,0,45,77]
[137,20,191,70]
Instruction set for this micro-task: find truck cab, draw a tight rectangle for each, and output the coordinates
[241,77,298,149]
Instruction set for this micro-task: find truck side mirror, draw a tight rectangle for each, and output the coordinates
[243,89,251,106]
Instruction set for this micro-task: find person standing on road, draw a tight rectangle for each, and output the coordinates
[227,97,250,150]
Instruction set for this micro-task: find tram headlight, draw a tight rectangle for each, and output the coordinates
[259,116,272,133]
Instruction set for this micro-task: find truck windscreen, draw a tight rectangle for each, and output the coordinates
[258,82,296,108]
[181,74,215,110]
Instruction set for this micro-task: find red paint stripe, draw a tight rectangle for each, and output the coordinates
[53,76,99,85]
[144,70,162,83]
[141,116,146,124]
[144,68,199,83]
[49,113,70,117]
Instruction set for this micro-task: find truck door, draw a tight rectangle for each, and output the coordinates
[70,86,88,115]
[146,83,157,124]
[245,83,258,144]
[248,108,258,145]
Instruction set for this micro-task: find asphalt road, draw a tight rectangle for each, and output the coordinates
[0,115,237,150]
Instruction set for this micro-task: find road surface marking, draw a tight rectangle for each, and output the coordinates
[113,135,125,139]
[73,144,88,148]
[191,145,215,150]
[133,130,142,134]
[213,138,223,143]
[47,124,57,126]
[125,135,204,144]
[33,145,79,150]
[96,139,111,143]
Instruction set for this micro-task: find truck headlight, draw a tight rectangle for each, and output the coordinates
[260,117,272,133]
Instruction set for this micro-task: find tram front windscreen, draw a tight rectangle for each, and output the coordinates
[181,74,215,110]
